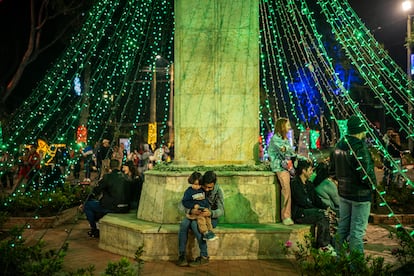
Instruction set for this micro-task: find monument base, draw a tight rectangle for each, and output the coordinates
[137,170,281,224]
[99,212,310,260]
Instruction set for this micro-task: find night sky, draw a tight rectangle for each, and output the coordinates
[0,0,410,113]
[349,0,408,70]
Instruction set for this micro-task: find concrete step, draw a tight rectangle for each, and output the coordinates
[98,212,311,261]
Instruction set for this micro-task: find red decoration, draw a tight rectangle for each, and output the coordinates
[77,125,88,143]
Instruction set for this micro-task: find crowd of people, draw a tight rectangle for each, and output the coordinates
[0,138,174,194]
[267,115,378,259]
[75,139,174,238]
[0,115,403,267]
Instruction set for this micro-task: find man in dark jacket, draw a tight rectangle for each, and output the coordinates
[83,158,130,238]
[291,159,334,255]
[329,115,376,255]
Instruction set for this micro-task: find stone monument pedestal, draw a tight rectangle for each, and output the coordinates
[98,170,310,260]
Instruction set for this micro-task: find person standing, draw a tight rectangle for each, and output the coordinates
[267,118,296,226]
[26,145,41,191]
[96,139,111,179]
[329,115,376,255]
[0,151,14,190]
[137,143,152,175]
[81,145,94,182]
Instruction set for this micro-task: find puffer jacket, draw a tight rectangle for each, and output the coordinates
[329,135,376,202]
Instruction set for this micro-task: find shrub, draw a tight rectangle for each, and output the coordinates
[389,227,414,266]
[102,246,145,276]
[0,184,90,217]
[281,234,393,275]
[0,227,67,275]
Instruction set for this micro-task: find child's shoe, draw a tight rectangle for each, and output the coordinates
[203,231,218,241]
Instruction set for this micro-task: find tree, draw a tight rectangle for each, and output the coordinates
[0,0,92,104]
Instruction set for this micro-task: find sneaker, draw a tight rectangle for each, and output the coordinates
[87,229,100,238]
[176,255,188,267]
[319,244,336,257]
[202,232,209,240]
[282,218,294,226]
[208,231,219,241]
[203,231,218,241]
[189,256,209,267]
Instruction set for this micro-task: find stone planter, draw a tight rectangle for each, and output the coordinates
[1,207,79,230]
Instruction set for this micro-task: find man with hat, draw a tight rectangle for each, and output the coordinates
[329,115,376,256]
[96,138,112,179]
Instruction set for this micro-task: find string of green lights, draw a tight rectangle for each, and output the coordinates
[320,0,414,137]
[259,0,413,238]
[1,0,412,240]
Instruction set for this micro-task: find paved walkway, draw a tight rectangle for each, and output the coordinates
[22,218,400,275]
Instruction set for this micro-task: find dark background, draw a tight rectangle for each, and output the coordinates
[0,0,409,113]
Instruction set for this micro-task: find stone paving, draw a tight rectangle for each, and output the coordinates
[20,218,401,275]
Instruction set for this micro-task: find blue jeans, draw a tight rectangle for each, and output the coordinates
[84,200,111,230]
[337,197,371,254]
[178,217,218,258]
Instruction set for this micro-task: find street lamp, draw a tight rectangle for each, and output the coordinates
[403,1,414,151]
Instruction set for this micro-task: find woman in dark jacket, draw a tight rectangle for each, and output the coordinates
[122,160,143,209]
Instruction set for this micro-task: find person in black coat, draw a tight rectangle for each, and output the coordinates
[291,158,334,255]
[82,158,130,238]
[329,115,376,255]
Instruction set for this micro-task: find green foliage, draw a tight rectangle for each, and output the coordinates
[389,227,414,266]
[1,184,90,217]
[103,257,137,276]
[135,245,145,275]
[102,245,146,276]
[0,225,147,275]
[153,162,271,172]
[0,227,67,276]
[65,265,95,276]
[281,234,393,276]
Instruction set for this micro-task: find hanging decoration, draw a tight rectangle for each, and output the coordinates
[76,125,88,144]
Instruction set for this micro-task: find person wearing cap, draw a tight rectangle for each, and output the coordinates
[329,115,376,256]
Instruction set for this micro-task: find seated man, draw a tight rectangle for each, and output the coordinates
[291,159,335,256]
[181,171,217,241]
[177,171,225,267]
[82,158,130,238]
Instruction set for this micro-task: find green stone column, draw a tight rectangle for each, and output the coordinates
[174,0,259,166]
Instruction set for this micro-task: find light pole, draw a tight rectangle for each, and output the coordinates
[168,63,174,144]
[148,55,173,147]
[403,1,414,152]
